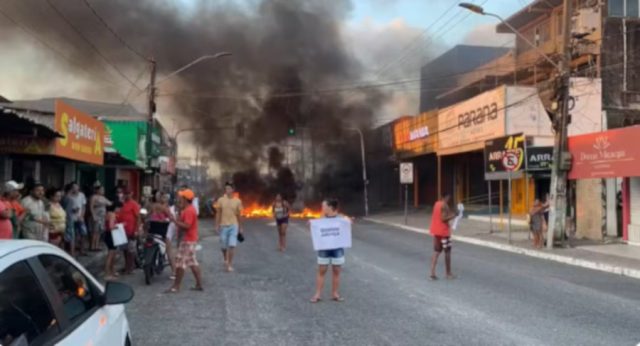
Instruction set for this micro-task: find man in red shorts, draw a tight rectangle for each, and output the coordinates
[118,189,140,275]
[166,188,203,293]
[429,194,458,280]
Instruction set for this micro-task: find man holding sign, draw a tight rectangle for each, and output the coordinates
[309,198,350,303]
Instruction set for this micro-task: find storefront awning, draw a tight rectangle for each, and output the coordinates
[0,106,62,138]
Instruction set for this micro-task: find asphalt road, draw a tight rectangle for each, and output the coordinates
[116,218,640,346]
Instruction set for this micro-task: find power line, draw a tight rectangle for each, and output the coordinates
[44,0,141,90]
[0,4,120,87]
[80,0,148,61]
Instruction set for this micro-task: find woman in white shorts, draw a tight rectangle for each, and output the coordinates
[163,193,177,279]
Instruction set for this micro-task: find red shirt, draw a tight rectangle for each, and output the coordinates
[118,200,140,237]
[0,201,12,239]
[430,201,451,237]
[180,204,198,242]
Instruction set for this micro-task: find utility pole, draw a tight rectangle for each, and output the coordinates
[547,0,573,249]
[146,58,157,188]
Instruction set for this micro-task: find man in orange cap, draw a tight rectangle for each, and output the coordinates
[167,188,203,293]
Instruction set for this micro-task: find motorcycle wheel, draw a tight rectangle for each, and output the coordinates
[144,264,153,285]
[154,252,165,275]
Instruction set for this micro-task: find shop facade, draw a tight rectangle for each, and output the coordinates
[0,100,105,189]
[568,125,640,244]
[392,111,439,207]
[436,85,554,214]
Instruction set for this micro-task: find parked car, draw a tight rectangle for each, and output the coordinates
[0,240,133,346]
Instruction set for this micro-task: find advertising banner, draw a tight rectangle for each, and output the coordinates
[568,126,640,179]
[55,100,104,165]
[484,133,526,180]
[310,217,352,251]
[526,146,554,171]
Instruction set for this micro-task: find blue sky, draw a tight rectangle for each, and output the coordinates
[350,0,526,47]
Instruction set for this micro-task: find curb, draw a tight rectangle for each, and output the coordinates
[467,215,529,227]
[363,217,640,280]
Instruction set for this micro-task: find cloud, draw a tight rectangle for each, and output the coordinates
[344,17,442,120]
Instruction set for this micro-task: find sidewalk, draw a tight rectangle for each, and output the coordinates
[365,208,640,280]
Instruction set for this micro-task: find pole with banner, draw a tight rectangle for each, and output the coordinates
[484,133,526,243]
[400,162,414,225]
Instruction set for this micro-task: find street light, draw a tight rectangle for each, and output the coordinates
[458,3,561,71]
[346,127,369,217]
[156,52,232,85]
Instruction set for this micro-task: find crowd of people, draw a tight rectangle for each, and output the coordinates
[1,178,354,301]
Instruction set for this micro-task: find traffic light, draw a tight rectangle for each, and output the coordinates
[287,127,296,136]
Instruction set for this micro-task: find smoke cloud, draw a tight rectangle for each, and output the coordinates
[0,0,435,207]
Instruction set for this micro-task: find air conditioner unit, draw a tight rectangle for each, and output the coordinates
[572,8,600,37]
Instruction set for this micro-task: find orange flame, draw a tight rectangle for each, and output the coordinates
[241,204,322,219]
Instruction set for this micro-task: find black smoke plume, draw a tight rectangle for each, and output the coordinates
[1,0,389,208]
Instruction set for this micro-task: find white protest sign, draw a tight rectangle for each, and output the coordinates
[310,217,352,251]
[450,203,464,231]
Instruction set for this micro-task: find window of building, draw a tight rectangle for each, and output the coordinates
[609,0,640,17]
[38,255,99,323]
[0,261,60,344]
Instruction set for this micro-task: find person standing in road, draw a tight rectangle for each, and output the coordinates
[21,183,51,242]
[67,182,88,256]
[90,185,112,251]
[272,193,290,252]
[1,181,25,239]
[215,182,243,273]
[310,198,348,303]
[167,189,204,293]
[429,194,458,280]
[46,188,66,248]
[118,189,141,275]
[0,191,13,240]
[529,199,546,249]
[104,202,122,280]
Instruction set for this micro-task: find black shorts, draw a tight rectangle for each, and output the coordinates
[433,236,452,253]
[103,232,116,250]
[276,218,289,226]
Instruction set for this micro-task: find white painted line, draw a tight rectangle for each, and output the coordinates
[468,214,529,227]
[363,217,640,280]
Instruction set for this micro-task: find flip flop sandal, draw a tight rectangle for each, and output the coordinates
[430,275,439,281]
[310,297,322,303]
[164,288,179,294]
[190,286,204,292]
[332,297,345,302]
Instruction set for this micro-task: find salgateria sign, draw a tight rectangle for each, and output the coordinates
[55,100,105,165]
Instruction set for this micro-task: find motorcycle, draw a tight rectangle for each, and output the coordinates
[136,208,170,285]
[142,220,170,285]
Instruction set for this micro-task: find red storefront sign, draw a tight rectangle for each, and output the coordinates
[568,126,640,179]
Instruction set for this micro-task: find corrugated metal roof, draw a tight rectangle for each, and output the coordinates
[0,106,61,137]
[0,97,146,120]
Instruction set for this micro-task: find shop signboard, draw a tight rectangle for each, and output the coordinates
[568,126,640,179]
[439,86,506,153]
[393,111,438,158]
[484,133,526,180]
[526,146,554,172]
[54,100,105,165]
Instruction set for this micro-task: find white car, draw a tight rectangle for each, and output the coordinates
[0,240,133,346]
